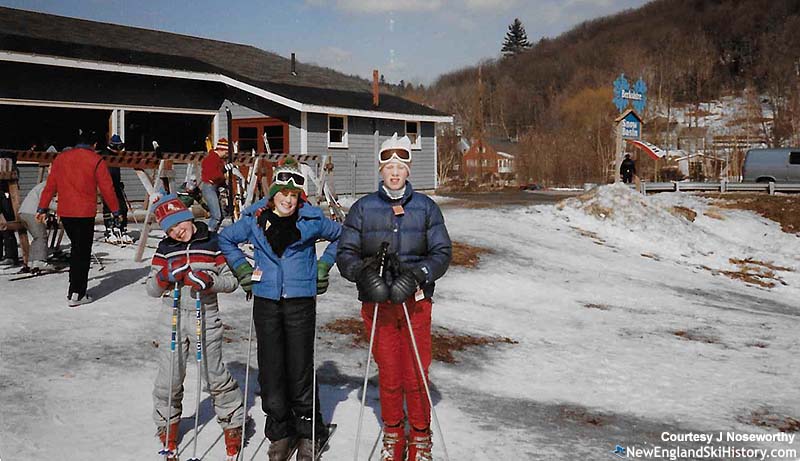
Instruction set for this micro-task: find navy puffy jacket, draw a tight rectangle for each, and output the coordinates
[336,181,451,301]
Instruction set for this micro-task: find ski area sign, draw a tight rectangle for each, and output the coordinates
[613,74,647,113]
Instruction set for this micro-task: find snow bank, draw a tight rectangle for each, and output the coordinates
[553,183,800,287]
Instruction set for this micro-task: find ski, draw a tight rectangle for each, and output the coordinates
[9,268,68,281]
[315,423,337,461]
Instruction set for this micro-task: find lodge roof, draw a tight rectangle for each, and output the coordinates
[0,6,448,118]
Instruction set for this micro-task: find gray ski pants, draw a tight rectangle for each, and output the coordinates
[152,306,244,430]
[20,213,47,264]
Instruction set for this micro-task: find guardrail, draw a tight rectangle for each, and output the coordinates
[635,181,800,194]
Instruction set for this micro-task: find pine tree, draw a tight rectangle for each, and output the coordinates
[501,18,531,57]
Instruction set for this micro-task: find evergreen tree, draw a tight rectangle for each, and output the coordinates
[501,18,531,57]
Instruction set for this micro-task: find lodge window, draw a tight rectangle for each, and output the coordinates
[328,115,348,148]
[406,121,421,150]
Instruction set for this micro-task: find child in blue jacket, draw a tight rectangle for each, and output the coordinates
[219,158,340,461]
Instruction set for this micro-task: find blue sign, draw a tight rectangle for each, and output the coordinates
[621,111,641,139]
[613,74,647,113]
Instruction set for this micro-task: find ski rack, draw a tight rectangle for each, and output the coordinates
[0,159,31,267]
[10,149,344,261]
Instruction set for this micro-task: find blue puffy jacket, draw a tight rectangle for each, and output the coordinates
[219,198,341,300]
[336,181,451,300]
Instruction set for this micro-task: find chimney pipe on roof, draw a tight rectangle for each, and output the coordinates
[291,53,297,76]
[372,69,379,107]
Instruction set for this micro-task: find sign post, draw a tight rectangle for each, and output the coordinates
[612,74,647,183]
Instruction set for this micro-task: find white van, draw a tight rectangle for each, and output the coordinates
[742,148,800,182]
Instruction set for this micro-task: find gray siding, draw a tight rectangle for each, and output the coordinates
[305,115,437,195]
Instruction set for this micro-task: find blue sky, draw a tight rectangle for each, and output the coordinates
[2,0,650,84]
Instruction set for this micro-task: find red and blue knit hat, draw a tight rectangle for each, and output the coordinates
[151,190,194,231]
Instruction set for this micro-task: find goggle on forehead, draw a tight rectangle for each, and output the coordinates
[274,170,305,187]
[379,148,411,164]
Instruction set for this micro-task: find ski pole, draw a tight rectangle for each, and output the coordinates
[159,283,180,460]
[187,290,203,461]
[92,252,104,271]
[354,243,390,461]
[353,301,379,461]
[312,293,319,461]
[401,301,450,461]
[239,298,255,457]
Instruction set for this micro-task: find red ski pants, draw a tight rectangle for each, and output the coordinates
[361,297,432,430]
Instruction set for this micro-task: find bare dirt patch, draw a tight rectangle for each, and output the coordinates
[451,241,491,268]
[672,329,721,344]
[702,258,792,288]
[703,193,800,234]
[560,406,609,427]
[322,317,518,364]
[670,206,697,222]
[739,407,800,432]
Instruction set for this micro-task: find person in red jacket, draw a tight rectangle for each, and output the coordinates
[35,129,120,307]
[200,138,229,232]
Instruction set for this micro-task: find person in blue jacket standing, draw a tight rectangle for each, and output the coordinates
[219,157,340,461]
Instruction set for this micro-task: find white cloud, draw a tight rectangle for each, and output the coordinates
[460,0,518,10]
[333,0,443,13]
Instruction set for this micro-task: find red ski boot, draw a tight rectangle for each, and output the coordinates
[157,421,180,461]
[379,424,406,461]
[407,428,433,461]
[223,426,243,460]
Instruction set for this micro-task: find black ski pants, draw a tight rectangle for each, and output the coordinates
[61,217,95,298]
[252,296,326,442]
[0,192,18,262]
[102,170,127,231]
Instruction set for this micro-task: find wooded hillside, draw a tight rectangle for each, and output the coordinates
[421,0,800,185]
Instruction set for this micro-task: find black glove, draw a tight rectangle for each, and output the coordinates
[389,267,428,304]
[357,267,389,303]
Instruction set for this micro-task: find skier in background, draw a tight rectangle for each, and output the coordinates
[201,138,229,232]
[336,133,452,461]
[621,153,636,183]
[100,134,132,244]
[35,129,120,307]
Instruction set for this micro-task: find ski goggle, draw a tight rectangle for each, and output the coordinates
[108,142,125,151]
[274,170,305,187]
[379,148,411,164]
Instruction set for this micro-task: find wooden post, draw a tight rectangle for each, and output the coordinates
[0,168,30,266]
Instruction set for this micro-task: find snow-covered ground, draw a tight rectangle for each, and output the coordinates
[2,184,799,460]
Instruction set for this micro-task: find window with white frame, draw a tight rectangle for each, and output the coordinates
[405,121,421,150]
[328,115,348,148]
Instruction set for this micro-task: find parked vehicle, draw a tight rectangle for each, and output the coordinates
[742,148,800,183]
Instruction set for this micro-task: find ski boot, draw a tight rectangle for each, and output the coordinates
[407,428,432,461]
[223,426,242,461]
[267,436,296,461]
[157,421,180,461]
[104,230,119,244]
[120,230,134,245]
[295,438,321,461]
[379,424,406,461]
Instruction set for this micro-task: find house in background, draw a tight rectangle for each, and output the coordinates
[460,137,515,185]
[0,6,452,197]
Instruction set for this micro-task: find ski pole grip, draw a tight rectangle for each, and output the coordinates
[377,242,390,277]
